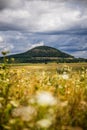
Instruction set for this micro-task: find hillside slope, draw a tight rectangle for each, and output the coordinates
[5,46,74,63]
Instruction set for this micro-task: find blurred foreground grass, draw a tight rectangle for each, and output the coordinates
[0,62,87,130]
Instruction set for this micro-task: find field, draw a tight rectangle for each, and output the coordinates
[0,62,87,130]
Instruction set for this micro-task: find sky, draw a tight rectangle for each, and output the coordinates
[0,0,87,58]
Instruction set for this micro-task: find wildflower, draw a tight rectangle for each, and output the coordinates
[10,100,19,107]
[42,71,45,76]
[37,118,52,128]
[67,90,70,94]
[9,119,16,124]
[62,72,69,80]
[80,100,87,110]
[36,91,57,106]
[29,97,36,104]
[60,101,68,107]
[12,106,36,121]
[58,85,63,89]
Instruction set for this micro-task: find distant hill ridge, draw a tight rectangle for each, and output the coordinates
[0,45,87,63]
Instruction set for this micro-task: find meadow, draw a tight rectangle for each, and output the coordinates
[0,61,87,130]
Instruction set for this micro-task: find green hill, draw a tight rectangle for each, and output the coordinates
[0,45,86,63]
[24,46,73,57]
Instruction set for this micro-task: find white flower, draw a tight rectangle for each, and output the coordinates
[62,72,69,80]
[37,119,52,128]
[12,106,36,121]
[36,91,57,106]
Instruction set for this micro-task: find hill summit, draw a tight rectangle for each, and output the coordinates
[3,45,74,63]
[25,46,73,58]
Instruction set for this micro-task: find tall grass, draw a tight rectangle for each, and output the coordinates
[0,56,87,130]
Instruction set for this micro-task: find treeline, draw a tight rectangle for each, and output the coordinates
[0,57,87,64]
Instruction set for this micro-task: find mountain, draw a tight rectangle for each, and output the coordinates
[0,45,86,63]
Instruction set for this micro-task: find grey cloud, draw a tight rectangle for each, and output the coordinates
[0,0,10,10]
[38,29,87,35]
[0,0,87,32]
[0,31,87,58]
[0,0,24,10]
[0,0,87,59]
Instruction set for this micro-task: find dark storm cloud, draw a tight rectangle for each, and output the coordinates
[0,0,24,10]
[0,0,13,10]
[0,0,7,10]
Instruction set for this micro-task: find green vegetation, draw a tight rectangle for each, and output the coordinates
[0,53,87,130]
